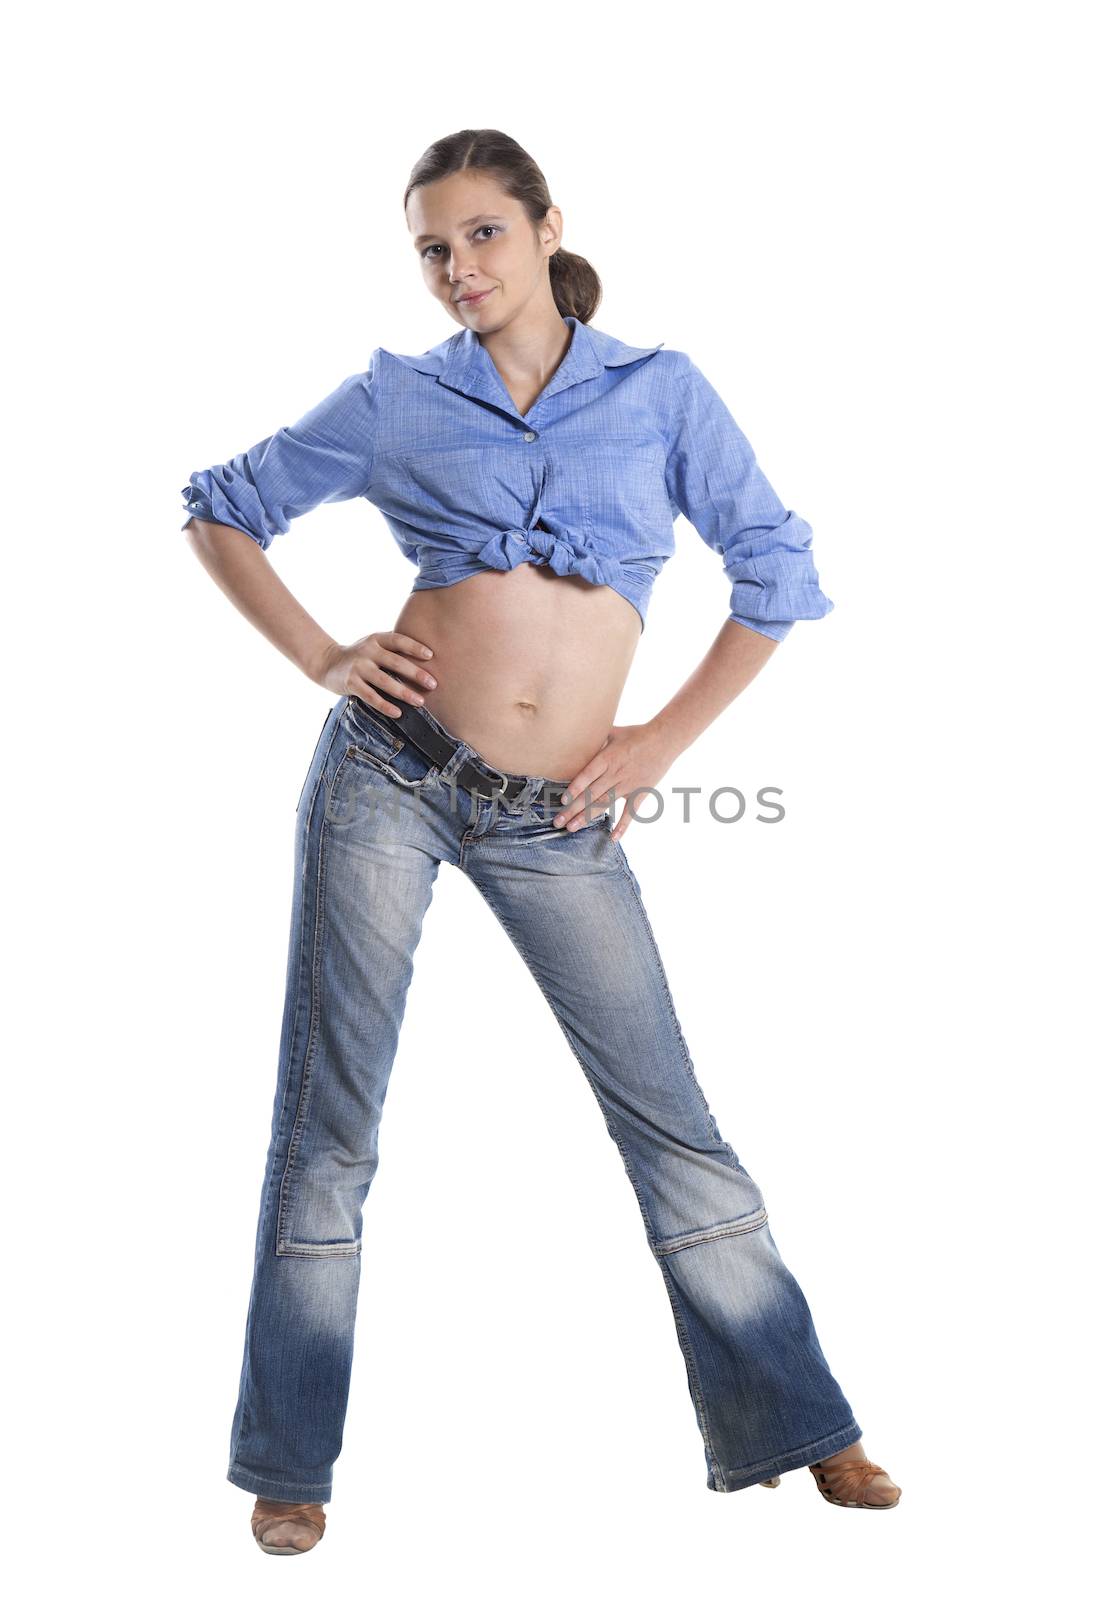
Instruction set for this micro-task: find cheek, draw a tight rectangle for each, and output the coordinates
[493,240,534,275]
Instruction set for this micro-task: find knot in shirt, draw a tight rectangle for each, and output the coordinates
[475,522,619,590]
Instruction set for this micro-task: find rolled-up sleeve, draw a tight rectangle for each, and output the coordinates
[180,351,382,550]
[664,354,834,641]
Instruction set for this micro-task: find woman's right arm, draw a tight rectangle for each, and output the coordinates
[184,515,339,685]
[180,356,436,712]
[183,516,435,709]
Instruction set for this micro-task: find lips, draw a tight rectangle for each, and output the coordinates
[457,288,493,305]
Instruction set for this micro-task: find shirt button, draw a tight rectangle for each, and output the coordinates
[523,431,536,442]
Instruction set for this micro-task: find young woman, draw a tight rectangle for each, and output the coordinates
[181,129,902,1554]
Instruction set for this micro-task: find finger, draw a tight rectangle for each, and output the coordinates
[351,684,404,717]
[375,647,437,691]
[365,665,434,712]
[384,632,435,661]
[552,784,594,828]
[555,785,616,832]
[553,766,609,828]
[352,667,424,716]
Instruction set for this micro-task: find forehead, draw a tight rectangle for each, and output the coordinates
[406,170,517,234]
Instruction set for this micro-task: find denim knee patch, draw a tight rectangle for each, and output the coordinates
[651,1205,770,1256]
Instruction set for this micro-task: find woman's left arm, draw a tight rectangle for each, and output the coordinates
[553,353,831,839]
[552,620,777,839]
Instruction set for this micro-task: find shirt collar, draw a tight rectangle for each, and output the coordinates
[387,315,664,417]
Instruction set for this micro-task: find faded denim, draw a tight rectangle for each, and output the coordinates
[226,694,861,1502]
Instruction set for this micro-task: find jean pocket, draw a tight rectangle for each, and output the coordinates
[549,805,613,830]
[505,803,612,838]
[341,697,439,789]
[344,694,403,752]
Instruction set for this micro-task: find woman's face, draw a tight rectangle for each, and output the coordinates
[407,170,562,333]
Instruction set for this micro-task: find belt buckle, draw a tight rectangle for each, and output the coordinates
[468,758,512,801]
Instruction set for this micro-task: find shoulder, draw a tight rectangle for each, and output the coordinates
[323,343,453,413]
[581,324,696,390]
[583,322,695,364]
[581,322,667,368]
[373,331,461,378]
[587,330,697,401]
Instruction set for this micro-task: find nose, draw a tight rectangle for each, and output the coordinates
[448,251,480,280]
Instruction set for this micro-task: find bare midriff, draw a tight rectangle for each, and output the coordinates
[390,560,642,782]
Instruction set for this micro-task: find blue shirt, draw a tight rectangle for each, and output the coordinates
[180,314,833,640]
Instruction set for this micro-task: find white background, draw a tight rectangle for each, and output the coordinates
[5,0,1097,1593]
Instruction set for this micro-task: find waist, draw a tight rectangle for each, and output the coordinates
[391,566,640,777]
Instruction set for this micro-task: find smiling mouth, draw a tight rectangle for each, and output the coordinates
[457,288,494,305]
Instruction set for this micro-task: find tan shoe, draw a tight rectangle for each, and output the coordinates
[760,1476,781,1488]
[809,1456,901,1508]
[251,1496,327,1554]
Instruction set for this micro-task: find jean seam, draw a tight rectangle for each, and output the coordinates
[655,1258,725,1484]
[716,1418,863,1491]
[459,868,725,1480]
[300,704,345,837]
[296,705,336,816]
[456,795,491,870]
[276,747,338,1256]
[274,762,322,1193]
[652,1207,769,1255]
[613,840,742,1168]
[227,1463,333,1501]
[276,716,346,1258]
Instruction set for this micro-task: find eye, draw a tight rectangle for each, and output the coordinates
[420,225,501,261]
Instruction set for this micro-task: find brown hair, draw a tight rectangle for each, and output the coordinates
[403,128,602,324]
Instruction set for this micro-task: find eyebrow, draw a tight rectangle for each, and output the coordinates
[413,214,507,249]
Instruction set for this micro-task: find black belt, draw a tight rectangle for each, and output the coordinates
[360,698,572,808]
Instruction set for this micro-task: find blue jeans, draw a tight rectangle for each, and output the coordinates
[227,694,862,1501]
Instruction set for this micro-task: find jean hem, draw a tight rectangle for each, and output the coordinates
[228,1462,333,1503]
[706,1417,864,1493]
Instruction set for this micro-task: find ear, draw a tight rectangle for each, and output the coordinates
[542,204,564,254]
